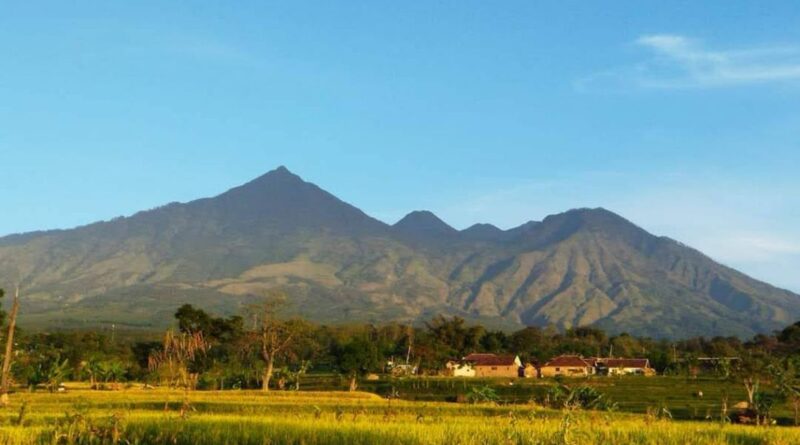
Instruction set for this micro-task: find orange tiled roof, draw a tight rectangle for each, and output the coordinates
[543,355,592,367]
[464,353,518,366]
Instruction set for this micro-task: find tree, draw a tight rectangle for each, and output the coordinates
[0,286,20,405]
[148,330,209,389]
[290,360,311,391]
[609,333,643,358]
[336,337,380,391]
[45,357,70,393]
[423,315,483,362]
[752,390,775,425]
[175,304,244,343]
[148,330,209,414]
[82,356,103,390]
[98,360,127,390]
[737,354,772,410]
[480,331,508,353]
[510,326,555,363]
[250,292,298,392]
[770,358,800,425]
[777,322,800,349]
[175,304,213,335]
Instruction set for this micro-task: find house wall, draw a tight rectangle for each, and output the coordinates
[540,366,590,377]
[452,365,476,377]
[474,365,519,378]
[608,367,654,376]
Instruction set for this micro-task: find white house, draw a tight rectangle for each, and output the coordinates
[445,360,476,377]
[597,358,655,376]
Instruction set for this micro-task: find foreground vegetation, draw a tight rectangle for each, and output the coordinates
[0,388,799,445]
[2,288,800,443]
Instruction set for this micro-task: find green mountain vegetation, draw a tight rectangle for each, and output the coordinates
[0,166,797,337]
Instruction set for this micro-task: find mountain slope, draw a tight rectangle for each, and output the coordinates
[447,209,798,337]
[0,168,797,337]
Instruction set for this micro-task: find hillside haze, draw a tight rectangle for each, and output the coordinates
[1,167,797,338]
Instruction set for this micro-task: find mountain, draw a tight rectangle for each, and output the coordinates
[393,211,458,241]
[0,167,797,338]
[461,223,506,241]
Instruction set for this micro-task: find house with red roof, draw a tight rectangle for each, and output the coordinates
[596,358,655,376]
[539,355,594,377]
[454,353,522,377]
[464,353,522,377]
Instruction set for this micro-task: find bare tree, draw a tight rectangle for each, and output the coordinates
[743,376,759,408]
[251,291,297,392]
[149,330,209,414]
[148,330,209,389]
[0,286,20,406]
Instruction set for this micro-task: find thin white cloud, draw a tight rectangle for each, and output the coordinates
[125,28,258,65]
[695,233,800,264]
[577,34,800,90]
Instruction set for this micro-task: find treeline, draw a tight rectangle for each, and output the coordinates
[4,290,800,392]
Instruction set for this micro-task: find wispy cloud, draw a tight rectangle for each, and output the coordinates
[124,29,258,65]
[577,34,800,91]
[689,232,800,264]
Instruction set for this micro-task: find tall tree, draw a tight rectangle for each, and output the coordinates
[148,330,210,389]
[251,291,298,392]
[0,286,20,406]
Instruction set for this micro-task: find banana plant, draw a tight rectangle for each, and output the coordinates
[45,357,70,393]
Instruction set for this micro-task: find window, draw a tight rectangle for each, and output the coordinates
[491,366,497,370]
[555,367,560,371]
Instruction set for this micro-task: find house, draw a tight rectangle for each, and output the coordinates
[596,358,655,376]
[386,359,418,376]
[583,357,599,368]
[464,353,522,378]
[539,355,594,377]
[445,360,476,377]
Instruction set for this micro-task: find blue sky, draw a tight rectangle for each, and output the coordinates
[1,1,799,291]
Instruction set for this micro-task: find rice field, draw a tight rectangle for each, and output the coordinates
[0,386,797,445]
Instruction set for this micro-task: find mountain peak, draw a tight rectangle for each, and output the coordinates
[393,210,457,238]
[461,223,505,241]
[526,207,655,249]
[464,222,501,231]
[245,165,302,186]
[198,166,387,234]
[269,165,296,177]
[563,207,644,232]
[542,207,631,228]
[3,168,798,338]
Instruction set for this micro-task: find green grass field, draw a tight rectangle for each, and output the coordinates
[0,383,797,445]
[303,374,791,423]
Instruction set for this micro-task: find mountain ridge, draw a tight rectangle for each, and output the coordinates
[0,167,797,338]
